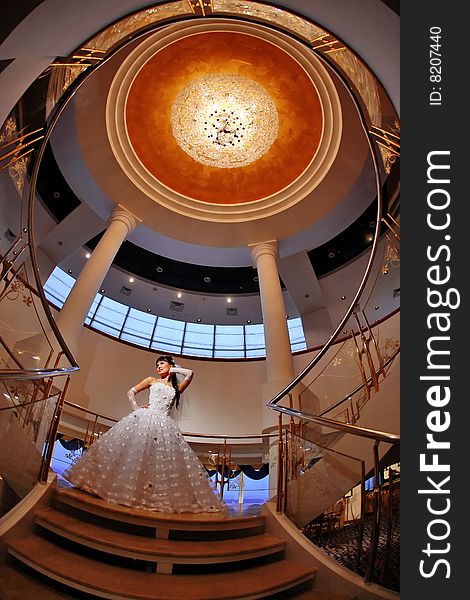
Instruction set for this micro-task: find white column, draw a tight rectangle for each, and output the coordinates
[56,206,140,354]
[249,240,295,428]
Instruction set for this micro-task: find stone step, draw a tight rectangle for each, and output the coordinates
[36,507,286,566]
[54,487,264,535]
[8,534,316,600]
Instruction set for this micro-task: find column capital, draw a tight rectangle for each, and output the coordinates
[248,240,278,264]
[109,204,142,235]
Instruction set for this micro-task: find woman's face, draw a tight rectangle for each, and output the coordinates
[156,359,171,377]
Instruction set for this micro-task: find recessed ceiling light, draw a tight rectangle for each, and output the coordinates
[177,292,182,298]
[246,319,252,324]
[156,266,163,273]
[203,276,211,283]
[341,295,346,300]
[328,251,335,259]
[196,318,202,322]
[147,308,152,313]
[375,306,379,310]
[227,297,232,303]
[100,289,105,294]
[129,277,134,283]
[85,252,91,259]
[67,269,72,274]
[253,276,259,282]
[53,191,61,199]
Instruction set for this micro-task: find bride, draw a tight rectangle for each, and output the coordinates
[63,355,225,513]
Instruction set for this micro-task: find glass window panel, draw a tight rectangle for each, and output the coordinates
[43,267,75,307]
[287,317,307,351]
[214,348,245,358]
[246,347,265,358]
[245,323,265,356]
[183,323,214,355]
[91,296,128,336]
[121,308,156,347]
[85,294,102,325]
[214,325,245,350]
[152,317,184,353]
[183,346,213,358]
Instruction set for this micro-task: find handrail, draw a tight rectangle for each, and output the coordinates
[274,406,399,444]
[0,367,76,380]
[267,32,391,410]
[62,400,275,441]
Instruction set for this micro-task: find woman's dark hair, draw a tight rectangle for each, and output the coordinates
[156,355,180,408]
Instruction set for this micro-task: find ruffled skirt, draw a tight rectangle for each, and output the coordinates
[63,407,224,513]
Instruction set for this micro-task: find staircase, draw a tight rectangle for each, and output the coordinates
[1,485,356,599]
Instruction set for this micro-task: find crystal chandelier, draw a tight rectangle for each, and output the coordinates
[171,73,279,169]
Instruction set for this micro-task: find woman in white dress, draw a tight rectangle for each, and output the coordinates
[63,356,225,513]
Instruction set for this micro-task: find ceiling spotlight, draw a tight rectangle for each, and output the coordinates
[203,276,211,283]
[196,318,202,323]
[367,234,374,242]
[129,277,134,283]
[341,295,346,300]
[53,191,61,199]
[85,252,91,259]
[227,297,232,303]
[100,289,105,294]
[246,319,252,324]
[147,308,152,313]
[253,276,259,282]
[375,306,379,310]
[67,269,72,274]
[156,266,163,273]
[177,292,182,298]
[328,251,335,259]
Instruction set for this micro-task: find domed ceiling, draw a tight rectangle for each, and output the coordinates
[28,1,399,327]
[124,30,323,204]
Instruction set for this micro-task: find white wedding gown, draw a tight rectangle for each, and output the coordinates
[63,381,224,513]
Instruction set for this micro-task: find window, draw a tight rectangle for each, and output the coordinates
[121,308,156,346]
[90,297,128,336]
[151,317,184,354]
[44,267,306,358]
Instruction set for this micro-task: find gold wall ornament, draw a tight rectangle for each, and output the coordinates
[188,0,214,15]
[0,127,43,174]
[369,123,400,174]
[171,73,279,168]
[310,33,346,54]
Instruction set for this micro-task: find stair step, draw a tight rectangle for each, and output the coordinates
[36,507,286,564]
[0,563,77,600]
[8,534,316,600]
[54,487,264,534]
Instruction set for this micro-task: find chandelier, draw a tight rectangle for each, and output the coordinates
[171,73,279,169]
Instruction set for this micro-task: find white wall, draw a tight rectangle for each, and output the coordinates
[61,311,400,439]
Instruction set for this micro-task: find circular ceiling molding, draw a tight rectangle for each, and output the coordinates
[106,19,342,222]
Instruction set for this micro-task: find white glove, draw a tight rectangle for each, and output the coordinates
[127,387,139,410]
[170,365,193,382]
